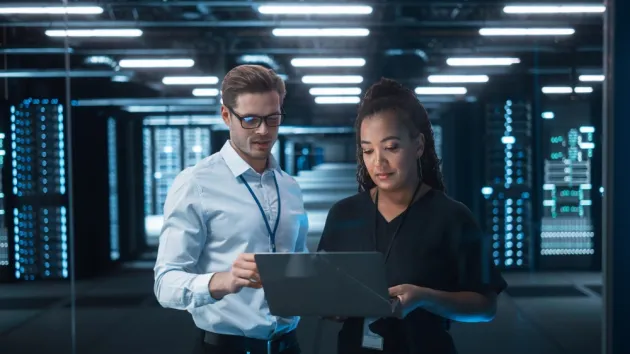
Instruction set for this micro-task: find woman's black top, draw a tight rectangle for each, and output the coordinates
[317,189,508,354]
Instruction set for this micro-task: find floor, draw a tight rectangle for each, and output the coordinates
[0,269,602,354]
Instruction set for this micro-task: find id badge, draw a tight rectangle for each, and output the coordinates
[362,318,384,351]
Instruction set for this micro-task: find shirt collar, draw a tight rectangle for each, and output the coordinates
[220,140,281,178]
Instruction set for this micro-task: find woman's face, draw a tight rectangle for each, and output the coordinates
[360,111,425,192]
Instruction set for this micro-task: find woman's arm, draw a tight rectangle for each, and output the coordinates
[389,284,497,322]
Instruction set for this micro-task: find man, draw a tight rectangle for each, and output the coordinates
[154,64,309,354]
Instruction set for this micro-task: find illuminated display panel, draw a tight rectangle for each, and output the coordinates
[143,124,212,244]
[482,100,533,270]
[183,127,211,168]
[10,98,68,280]
[108,118,119,261]
[154,127,182,213]
[143,127,153,216]
[433,125,443,160]
[540,102,596,264]
[0,131,8,268]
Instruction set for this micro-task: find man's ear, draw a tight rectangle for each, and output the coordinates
[221,105,230,126]
[416,133,425,158]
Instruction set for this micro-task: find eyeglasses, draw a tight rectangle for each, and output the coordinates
[226,106,285,129]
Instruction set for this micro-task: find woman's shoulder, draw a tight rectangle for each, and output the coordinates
[423,190,476,223]
[327,190,372,218]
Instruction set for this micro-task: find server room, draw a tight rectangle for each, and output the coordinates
[0,2,626,354]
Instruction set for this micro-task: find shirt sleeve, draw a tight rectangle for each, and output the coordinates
[294,207,310,253]
[317,203,340,252]
[153,169,217,310]
[451,205,508,295]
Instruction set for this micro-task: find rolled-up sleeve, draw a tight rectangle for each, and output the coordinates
[153,169,217,310]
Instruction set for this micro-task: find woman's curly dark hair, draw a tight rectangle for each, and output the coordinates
[355,78,446,193]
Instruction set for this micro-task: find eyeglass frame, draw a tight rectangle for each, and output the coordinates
[225,105,286,129]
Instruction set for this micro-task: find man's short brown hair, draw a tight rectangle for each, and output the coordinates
[221,64,286,108]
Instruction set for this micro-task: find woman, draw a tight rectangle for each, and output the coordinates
[317,78,507,354]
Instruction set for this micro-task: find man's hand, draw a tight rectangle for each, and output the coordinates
[209,253,262,300]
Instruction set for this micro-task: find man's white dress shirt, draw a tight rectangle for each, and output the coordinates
[154,140,309,339]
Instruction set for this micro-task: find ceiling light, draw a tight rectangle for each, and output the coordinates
[45,29,143,37]
[446,57,520,66]
[428,75,489,83]
[162,76,219,85]
[579,75,605,82]
[314,96,361,104]
[541,86,593,94]
[503,5,606,14]
[192,88,220,97]
[479,28,575,36]
[119,59,194,68]
[309,87,362,96]
[291,58,366,67]
[0,6,103,14]
[574,86,593,93]
[272,28,369,37]
[414,87,467,95]
[258,5,372,15]
[302,75,363,84]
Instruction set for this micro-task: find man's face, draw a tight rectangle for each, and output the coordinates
[222,91,282,163]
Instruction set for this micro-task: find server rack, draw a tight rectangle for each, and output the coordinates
[9,98,68,280]
[538,101,598,270]
[482,100,534,270]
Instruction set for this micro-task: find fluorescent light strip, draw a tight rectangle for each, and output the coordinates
[258,5,372,15]
[0,6,103,14]
[479,28,575,36]
[192,88,220,97]
[119,59,195,68]
[45,29,142,37]
[162,76,219,85]
[446,57,520,66]
[272,28,369,37]
[542,86,593,94]
[579,75,605,82]
[428,75,489,83]
[415,87,467,95]
[314,96,360,104]
[309,87,362,96]
[302,75,363,84]
[503,5,606,14]
[291,58,366,67]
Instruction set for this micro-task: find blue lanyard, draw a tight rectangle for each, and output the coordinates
[239,173,281,253]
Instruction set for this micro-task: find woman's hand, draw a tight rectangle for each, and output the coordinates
[388,284,428,318]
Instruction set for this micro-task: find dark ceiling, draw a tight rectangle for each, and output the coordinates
[0,0,605,124]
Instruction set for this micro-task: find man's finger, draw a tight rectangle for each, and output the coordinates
[232,268,260,281]
[235,259,258,271]
[239,253,257,262]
